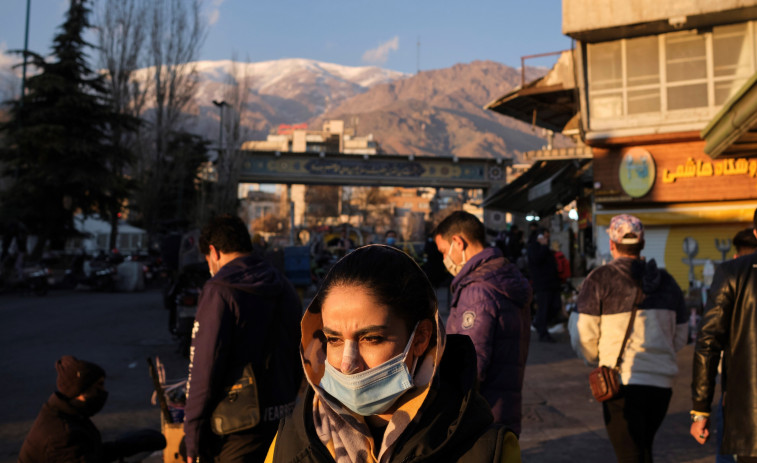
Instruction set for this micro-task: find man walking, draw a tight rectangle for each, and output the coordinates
[570,214,688,462]
[184,214,302,462]
[691,209,757,461]
[527,227,562,342]
[434,211,532,436]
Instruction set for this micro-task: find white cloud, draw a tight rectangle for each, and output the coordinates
[362,36,399,65]
[0,43,21,76]
[0,43,22,101]
[208,0,225,26]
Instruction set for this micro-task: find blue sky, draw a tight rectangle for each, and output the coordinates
[1,0,571,74]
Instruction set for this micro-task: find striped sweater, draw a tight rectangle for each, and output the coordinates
[569,257,689,388]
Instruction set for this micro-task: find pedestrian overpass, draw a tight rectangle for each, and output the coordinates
[238,150,509,192]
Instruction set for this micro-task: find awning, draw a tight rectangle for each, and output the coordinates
[481,159,592,215]
[595,200,757,226]
[485,50,578,133]
[701,72,757,159]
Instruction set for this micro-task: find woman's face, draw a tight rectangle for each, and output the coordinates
[321,284,411,374]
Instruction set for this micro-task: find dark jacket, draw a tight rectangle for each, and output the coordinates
[184,254,303,460]
[447,246,532,434]
[571,257,688,387]
[526,241,560,291]
[270,335,515,462]
[18,392,118,463]
[693,252,757,456]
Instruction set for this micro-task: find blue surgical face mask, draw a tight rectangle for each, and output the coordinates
[320,325,418,416]
[386,237,396,246]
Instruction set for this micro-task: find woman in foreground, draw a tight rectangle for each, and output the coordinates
[265,244,520,463]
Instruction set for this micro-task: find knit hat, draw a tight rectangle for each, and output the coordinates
[607,214,644,244]
[55,356,105,398]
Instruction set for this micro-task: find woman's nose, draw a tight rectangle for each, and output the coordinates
[340,339,362,374]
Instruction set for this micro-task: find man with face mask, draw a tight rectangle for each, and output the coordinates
[433,211,532,437]
[19,356,165,462]
[185,214,303,463]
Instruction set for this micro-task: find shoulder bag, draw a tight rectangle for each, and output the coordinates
[210,301,282,436]
[588,288,642,402]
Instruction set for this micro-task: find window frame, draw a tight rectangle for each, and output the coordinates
[585,21,755,131]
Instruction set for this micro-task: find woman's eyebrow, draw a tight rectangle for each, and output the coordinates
[354,325,388,337]
[322,327,341,336]
[321,325,388,337]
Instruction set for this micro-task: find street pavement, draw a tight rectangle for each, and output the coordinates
[519,325,719,463]
[0,288,187,463]
[0,287,721,463]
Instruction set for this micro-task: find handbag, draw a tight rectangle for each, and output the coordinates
[210,301,282,436]
[588,288,642,402]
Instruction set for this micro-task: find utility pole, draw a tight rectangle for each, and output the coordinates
[21,0,31,107]
[212,100,228,154]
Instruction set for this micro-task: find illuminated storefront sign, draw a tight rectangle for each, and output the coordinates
[619,148,656,198]
[662,157,757,183]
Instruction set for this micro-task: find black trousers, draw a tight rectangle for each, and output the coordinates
[602,384,672,463]
[197,421,278,463]
[534,289,561,337]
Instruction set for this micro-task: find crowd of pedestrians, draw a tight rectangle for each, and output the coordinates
[16,208,757,462]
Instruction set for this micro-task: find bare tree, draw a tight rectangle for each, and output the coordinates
[97,0,148,124]
[347,186,393,231]
[96,0,148,250]
[148,0,205,161]
[138,0,206,233]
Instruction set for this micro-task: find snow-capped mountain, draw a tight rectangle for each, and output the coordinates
[184,58,563,160]
[187,59,407,136]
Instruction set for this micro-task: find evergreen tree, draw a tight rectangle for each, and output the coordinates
[0,0,128,256]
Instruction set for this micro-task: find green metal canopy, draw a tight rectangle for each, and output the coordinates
[701,72,757,159]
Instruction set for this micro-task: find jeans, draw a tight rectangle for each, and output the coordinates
[602,384,672,463]
[716,395,735,463]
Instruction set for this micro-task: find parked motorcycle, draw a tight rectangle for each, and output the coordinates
[164,261,209,357]
[79,255,118,292]
[0,263,49,296]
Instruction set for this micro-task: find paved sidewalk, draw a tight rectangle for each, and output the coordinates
[520,327,719,462]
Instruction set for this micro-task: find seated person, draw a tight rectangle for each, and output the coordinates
[19,356,165,463]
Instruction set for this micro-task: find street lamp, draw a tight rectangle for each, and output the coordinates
[212,100,228,153]
[21,0,31,106]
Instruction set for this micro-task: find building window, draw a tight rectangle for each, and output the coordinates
[627,35,660,115]
[713,22,751,105]
[586,21,753,129]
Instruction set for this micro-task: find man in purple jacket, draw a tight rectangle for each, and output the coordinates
[184,214,302,463]
[434,211,533,436]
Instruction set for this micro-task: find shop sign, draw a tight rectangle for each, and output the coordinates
[619,148,656,198]
[662,157,757,183]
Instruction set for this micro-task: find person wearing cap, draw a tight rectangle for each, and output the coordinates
[691,209,757,461]
[19,356,165,462]
[569,214,688,462]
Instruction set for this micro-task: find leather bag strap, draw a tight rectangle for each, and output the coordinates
[614,287,643,369]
